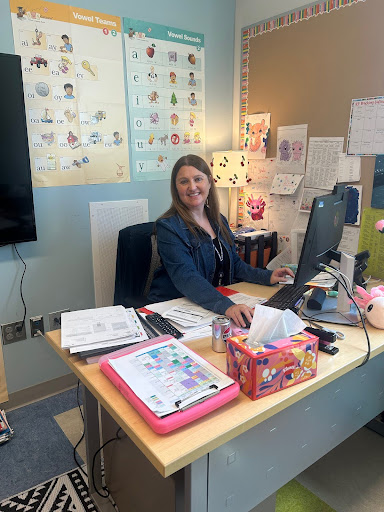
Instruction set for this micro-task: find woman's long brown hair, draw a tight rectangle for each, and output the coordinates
[159,154,233,245]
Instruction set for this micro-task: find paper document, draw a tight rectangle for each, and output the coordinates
[229,293,267,308]
[246,158,276,193]
[69,309,148,353]
[108,339,234,417]
[164,304,213,327]
[305,137,344,190]
[270,173,303,195]
[347,96,384,156]
[337,153,361,183]
[279,272,337,288]
[267,247,292,270]
[61,306,145,349]
[338,226,360,255]
[276,124,308,174]
[147,298,215,328]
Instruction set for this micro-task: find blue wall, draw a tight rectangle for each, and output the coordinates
[0,0,235,393]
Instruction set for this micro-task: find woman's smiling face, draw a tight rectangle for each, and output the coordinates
[175,165,211,213]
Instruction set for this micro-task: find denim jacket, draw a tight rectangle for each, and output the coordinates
[148,213,273,315]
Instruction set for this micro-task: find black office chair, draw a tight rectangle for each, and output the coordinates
[114,222,161,309]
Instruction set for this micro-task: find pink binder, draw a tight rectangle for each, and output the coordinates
[99,335,239,434]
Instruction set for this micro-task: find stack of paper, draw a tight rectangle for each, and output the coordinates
[144,292,268,342]
[61,306,148,355]
[279,271,337,288]
[0,409,14,444]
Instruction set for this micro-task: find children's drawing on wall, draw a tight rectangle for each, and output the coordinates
[279,139,291,161]
[371,155,384,209]
[299,187,329,212]
[268,182,304,235]
[244,113,270,159]
[292,140,304,161]
[270,173,303,195]
[246,194,266,221]
[240,188,269,230]
[247,158,276,193]
[276,124,308,174]
[345,185,362,225]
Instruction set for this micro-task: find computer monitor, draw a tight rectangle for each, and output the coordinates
[294,185,348,287]
[295,185,359,324]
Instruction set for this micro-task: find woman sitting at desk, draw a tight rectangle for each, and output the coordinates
[148,155,293,326]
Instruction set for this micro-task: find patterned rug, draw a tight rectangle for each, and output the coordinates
[0,468,97,512]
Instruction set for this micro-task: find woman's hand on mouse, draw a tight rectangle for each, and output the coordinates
[270,267,295,284]
[225,304,253,327]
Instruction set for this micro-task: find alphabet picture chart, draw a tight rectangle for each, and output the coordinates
[124,18,205,181]
[10,0,130,187]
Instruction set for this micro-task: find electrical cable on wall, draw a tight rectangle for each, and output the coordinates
[13,244,27,333]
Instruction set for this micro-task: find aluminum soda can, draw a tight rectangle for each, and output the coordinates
[212,316,232,353]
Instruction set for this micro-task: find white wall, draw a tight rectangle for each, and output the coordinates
[233,0,313,147]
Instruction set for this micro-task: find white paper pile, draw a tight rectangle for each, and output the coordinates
[61,306,148,354]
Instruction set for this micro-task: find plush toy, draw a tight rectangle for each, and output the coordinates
[352,285,384,329]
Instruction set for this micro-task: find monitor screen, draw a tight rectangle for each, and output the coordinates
[294,186,348,287]
[0,53,37,245]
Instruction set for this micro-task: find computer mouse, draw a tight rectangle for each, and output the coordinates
[241,313,252,329]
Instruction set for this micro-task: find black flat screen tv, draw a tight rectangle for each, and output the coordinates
[0,53,37,245]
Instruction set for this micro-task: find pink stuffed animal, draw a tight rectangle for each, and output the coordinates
[353,285,384,329]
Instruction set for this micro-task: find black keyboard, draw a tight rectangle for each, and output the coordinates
[263,285,310,311]
[136,312,160,339]
[146,313,184,339]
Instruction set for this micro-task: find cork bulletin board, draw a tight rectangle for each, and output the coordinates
[241,0,381,213]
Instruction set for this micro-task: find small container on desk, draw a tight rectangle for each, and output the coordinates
[226,331,319,400]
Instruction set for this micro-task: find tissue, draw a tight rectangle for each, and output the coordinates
[247,304,306,346]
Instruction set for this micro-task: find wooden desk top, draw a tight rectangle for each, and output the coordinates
[45,282,384,478]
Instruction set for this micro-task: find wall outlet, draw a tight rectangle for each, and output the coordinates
[48,309,70,331]
[30,315,44,337]
[1,320,27,345]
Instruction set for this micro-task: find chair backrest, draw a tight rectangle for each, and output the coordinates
[114,222,160,309]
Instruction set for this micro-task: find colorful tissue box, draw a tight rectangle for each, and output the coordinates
[226,331,319,400]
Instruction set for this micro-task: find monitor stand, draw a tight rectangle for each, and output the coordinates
[302,252,360,325]
[302,296,360,325]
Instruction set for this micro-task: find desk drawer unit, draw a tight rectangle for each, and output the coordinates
[207,352,384,512]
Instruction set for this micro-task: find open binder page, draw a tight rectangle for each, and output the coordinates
[108,339,235,418]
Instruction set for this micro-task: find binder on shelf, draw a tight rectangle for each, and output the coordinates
[99,335,239,434]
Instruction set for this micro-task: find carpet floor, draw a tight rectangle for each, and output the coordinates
[1,388,383,511]
[0,464,332,512]
[0,467,96,512]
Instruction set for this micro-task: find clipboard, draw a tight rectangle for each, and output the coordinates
[99,335,239,434]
